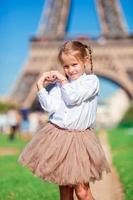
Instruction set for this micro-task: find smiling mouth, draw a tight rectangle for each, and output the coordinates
[69,74,78,79]
[70,74,77,76]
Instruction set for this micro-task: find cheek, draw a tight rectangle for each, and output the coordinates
[76,63,83,69]
[80,65,85,71]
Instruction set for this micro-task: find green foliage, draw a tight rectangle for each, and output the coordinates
[118,103,133,128]
[107,128,133,200]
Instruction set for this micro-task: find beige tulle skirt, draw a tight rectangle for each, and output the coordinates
[18,122,111,186]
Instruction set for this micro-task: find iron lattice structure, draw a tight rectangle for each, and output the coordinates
[9,0,133,108]
[96,0,127,38]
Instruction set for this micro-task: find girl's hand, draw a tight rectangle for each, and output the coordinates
[36,72,56,91]
[50,71,68,85]
[45,73,57,82]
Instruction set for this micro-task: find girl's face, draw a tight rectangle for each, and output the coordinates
[61,53,87,80]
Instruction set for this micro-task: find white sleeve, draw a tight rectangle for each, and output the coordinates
[37,86,59,114]
[60,75,99,106]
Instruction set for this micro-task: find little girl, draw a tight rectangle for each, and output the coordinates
[19,41,111,200]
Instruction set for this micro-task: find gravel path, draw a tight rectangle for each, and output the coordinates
[90,130,124,200]
[0,147,18,156]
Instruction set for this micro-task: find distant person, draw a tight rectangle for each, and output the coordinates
[20,108,29,134]
[0,113,8,133]
[7,107,21,140]
[18,41,111,200]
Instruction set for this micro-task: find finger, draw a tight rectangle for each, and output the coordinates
[45,78,56,83]
[45,80,52,84]
[51,75,57,79]
[46,75,51,79]
[46,74,57,79]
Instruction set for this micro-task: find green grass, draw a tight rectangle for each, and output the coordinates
[0,133,27,149]
[0,134,59,200]
[107,128,133,200]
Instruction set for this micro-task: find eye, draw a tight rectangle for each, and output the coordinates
[72,63,78,67]
[63,65,69,69]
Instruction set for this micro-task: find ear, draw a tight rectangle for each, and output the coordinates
[84,56,90,65]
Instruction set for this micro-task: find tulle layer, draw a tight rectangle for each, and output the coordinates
[18,123,111,186]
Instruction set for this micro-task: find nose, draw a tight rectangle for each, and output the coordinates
[68,66,74,74]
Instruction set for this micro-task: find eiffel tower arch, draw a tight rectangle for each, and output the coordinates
[9,0,133,108]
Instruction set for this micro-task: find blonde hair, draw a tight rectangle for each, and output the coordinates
[58,41,93,73]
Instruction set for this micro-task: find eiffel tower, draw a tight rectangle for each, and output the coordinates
[9,0,133,109]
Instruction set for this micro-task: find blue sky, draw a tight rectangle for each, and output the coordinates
[66,0,101,38]
[0,0,133,97]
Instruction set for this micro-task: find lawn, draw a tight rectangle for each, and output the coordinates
[0,133,27,148]
[0,133,59,200]
[107,128,133,200]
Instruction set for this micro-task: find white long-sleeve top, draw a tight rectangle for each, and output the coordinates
[37,73,99,131]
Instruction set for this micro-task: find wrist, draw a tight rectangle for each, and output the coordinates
[36,83,44,91]
[60,78,68,85]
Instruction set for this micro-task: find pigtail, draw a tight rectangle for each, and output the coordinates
[84,45,93,73]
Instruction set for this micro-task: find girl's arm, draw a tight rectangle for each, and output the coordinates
[36,72,59,114]
[37,86,59,114]
[60,75,99,106]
